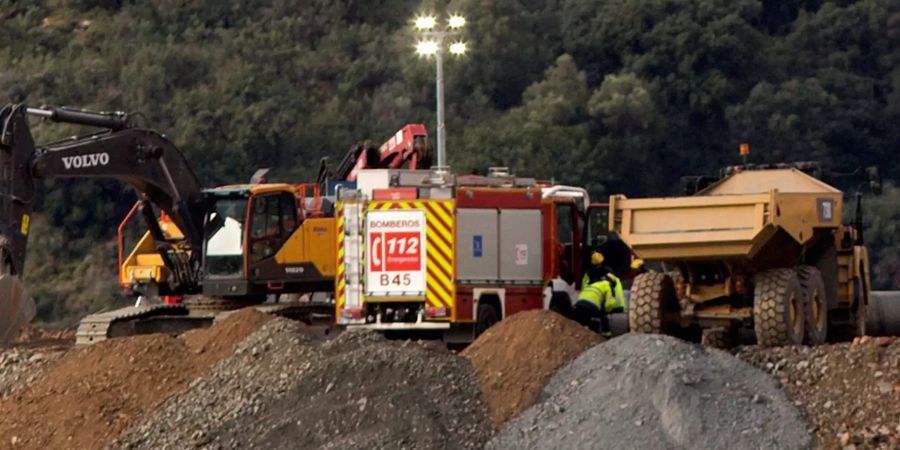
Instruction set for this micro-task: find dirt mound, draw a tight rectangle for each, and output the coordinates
[182,308,273,360]
[738,336,900,448]
[462,309,602,425]
[14,323,74,345]
[0,307,271,450]
[118,322,493,450]
[490,333,813,450]
[0,346,67,399]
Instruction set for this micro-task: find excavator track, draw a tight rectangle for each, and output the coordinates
[75,301,335,346]
[75,304,194,345]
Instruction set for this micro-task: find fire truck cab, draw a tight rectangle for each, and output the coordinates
[334,168,599,342]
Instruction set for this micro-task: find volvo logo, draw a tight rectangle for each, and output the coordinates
[62,152,110,169]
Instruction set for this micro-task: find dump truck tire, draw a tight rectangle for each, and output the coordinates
[753,268,804,347]
[798,266,828,345]
[629,272,677,334]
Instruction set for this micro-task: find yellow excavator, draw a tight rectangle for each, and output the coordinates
[0,103,431,344]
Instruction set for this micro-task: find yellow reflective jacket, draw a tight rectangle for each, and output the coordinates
[579,272,625,312]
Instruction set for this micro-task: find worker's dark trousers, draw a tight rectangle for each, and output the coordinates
[573,300,608,333]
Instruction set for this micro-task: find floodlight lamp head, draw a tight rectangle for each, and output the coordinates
[415,15,437,30]
[448,15,466,29]
[449,41,467,55]
[416,40,439,56]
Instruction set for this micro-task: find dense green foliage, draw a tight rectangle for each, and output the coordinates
[1,0,898,323]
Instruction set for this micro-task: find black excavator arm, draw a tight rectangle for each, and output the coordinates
[0,104,209,291]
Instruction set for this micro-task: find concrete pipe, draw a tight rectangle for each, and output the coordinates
[867,291,900,336]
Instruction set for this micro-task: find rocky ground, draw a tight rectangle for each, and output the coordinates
[117,320,492,450]
[489,334,813,450]
[0,308,272,450]
[738,336,900,449]
[3,309,900,450]
[0,345,67,399]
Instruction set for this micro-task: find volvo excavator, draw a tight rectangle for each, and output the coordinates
[0,103,431,345]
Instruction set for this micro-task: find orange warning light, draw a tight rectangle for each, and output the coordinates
[739,143,750,155]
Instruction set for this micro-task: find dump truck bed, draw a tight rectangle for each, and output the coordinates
[609,169,843,261]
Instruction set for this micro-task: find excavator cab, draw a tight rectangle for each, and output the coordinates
[122,183,336,300]
[200,184,335,297]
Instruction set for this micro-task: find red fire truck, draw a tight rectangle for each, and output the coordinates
[334,168,600,342]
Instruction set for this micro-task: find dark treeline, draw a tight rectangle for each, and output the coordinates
[1,0,898,323]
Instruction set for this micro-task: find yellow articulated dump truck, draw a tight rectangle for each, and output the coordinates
[610,163,877,347]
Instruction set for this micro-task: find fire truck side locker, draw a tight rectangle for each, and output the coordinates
[498,209,542,282]
[455,209,499,282]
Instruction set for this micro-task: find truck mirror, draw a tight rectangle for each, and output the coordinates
[866,166,882,195]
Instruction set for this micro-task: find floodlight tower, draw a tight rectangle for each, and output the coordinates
[414,14,468,171]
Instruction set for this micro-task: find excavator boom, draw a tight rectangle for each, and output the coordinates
[0,103,210,344]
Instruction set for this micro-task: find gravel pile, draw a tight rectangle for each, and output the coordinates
[118,321,492,450]
[0,308,271,450]
[489,333,813,450]
[738,336,900,448]
[0,346,66,398]
[462,310,602,425]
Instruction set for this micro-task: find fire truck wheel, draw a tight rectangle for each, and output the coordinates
[628,272,677,334]
[798,265,827,345]
[753,268,804,347]
[476,303,499,336]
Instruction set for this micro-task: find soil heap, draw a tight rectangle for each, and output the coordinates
[0,308,271,450]
[462,309,602,425]
[14,323,75,345]
[0,346,67,399]
[489,333,813,450]
[118,322,493,450]
[738,336,900,449]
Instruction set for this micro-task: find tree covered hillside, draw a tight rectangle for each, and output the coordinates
[1,0,898,324]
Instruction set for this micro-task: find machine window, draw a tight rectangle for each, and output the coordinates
[556,203,574,245]
[206,198,248,277]
[588,207,610,247]
[556,203,576,283]
[266,195,281,238]
[280,192,298,238]
[248,193,296,262]
[250,196,268,240]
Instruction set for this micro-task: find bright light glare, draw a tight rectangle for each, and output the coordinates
[448,15,466,28]
[449,41,467,55]
[415,16,437,30]
[416,40,439,56]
